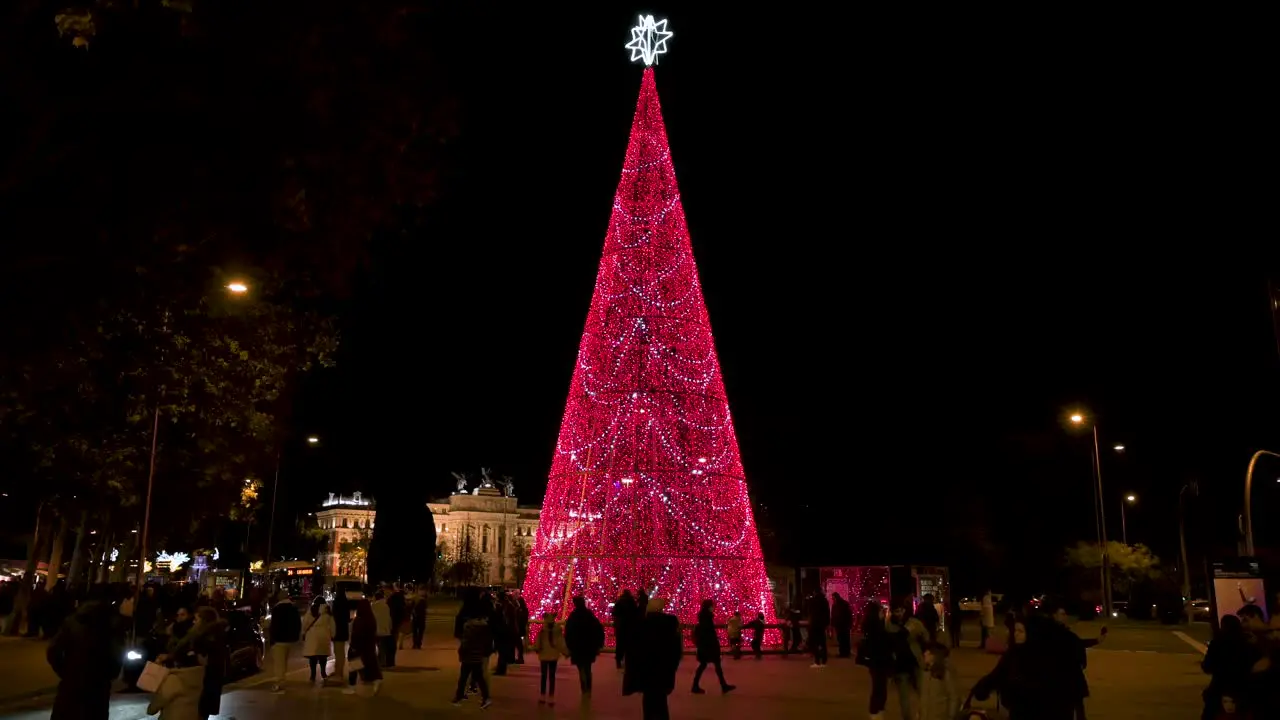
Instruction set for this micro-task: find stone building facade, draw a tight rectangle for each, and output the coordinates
[315,492,375,580]
[428,485,540,587]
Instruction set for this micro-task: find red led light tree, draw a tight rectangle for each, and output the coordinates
[521,63,774,634]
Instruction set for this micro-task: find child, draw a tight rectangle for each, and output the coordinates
[727,611,743,660]
[918,642,957,720]
[532,613,569,706]
[746,612,766,659]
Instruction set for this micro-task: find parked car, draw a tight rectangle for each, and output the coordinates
[223,607,266,678]
[1109,601,1128,618]
[121,607,264,686]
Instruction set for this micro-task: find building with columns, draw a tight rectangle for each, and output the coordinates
[315,492,375,580]
[428,482,540,587]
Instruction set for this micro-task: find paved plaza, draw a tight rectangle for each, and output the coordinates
[0,616,1208,720]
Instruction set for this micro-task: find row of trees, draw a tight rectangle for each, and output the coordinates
[0,0,456,603]
[433,535,532,588]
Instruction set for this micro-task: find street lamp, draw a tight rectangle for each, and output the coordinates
[263,435,320,596]
[1069,411,1112,617]
[307,436,320,445]
[1121,494,1137,545]
[226,281,249,294]
[1243,450,1280,556]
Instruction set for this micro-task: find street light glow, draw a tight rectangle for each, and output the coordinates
[307,436,319,444]
[226,282,248,293]
[1126,494,1137,503]
[1114,444,1125,451]
[1069,413,1084,424]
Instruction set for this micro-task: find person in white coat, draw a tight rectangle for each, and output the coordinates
[979,591,996,649]
[302,604,336,684]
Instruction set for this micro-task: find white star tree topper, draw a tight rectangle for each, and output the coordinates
[625,14,672,66]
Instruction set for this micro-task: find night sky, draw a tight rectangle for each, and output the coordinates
[265,9,1267,589]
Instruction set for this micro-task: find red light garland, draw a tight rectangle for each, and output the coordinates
[522,68,775,637]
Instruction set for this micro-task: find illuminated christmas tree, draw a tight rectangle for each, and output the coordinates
[522,16,774,634]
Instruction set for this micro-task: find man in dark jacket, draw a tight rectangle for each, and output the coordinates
[332,591,352,680]
[451,602,494,708]
[47,599,123,720]
[267,591,302,692]
[612,590,638,669]
[624,598,683,720]
[831,593,854,658]
[386,584,406,667]
[410,590,428,650]
[565,596,605,694]
[808,591,830,666]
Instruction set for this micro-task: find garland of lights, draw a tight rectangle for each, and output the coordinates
[522,17,775,644]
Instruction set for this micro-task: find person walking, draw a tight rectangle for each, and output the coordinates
[47,596,123,720]
[450,597,493,708]
[746,612,766,659]
[831,593,853,658]
[302,603,335,684]
[514,594,530,664]
[532,612,569,706]
[858,602,894,720]
[980,590,996,649]
[612,590,638,670]
[564,595,605,697]
[623,598,683,720]
[265,590,301,693]
[371,590,393,669]
[808,591,830,667]
[888,598,926,719]
[691,599,735,694]
[917,593,941,644]
[331,590,351,682]
[345,599,383,696]
[410,588,428,650]
[918,643,959,720]
[727,611,743,660]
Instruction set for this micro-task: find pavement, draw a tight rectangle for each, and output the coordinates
[0,612,1210,719]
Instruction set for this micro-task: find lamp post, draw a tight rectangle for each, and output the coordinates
[1071,412,1112,618]
[1179,482,1198,602]
[137,281,250,597]
[1121,494,1137,546]
[1243,450,1280,556]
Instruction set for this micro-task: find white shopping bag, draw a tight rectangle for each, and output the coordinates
[136,661,170,693]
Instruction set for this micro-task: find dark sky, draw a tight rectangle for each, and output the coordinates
[287,8,1270,586]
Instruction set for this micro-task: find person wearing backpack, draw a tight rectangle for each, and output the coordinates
[564,596,605,696]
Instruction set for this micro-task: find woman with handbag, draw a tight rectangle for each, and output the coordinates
[857,602,894,720]
[343,599,382,696]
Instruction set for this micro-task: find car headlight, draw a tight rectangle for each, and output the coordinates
[126,650,144,661]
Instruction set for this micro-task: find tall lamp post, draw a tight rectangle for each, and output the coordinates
[263,434,321,596]
[136,280,249,598]
[1243,449,1280,556]
[1179,481,1198,601]
[1121,494,1137,546]
[1070,412,1112,618]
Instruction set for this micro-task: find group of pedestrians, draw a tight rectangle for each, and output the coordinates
[1200,603,1280,718]
[448,587,535,708]
[857,596,1107,720]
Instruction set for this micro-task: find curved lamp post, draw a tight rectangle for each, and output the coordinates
[1243,450,1280,556]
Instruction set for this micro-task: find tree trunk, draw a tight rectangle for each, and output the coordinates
[6,503,46,635]
[66,508,90,589]
[45,515,70,591]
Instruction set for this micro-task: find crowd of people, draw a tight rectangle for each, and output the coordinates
[22,574,1280,719]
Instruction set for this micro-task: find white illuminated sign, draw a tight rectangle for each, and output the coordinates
[625,15,672,66]
[155,550,190,571]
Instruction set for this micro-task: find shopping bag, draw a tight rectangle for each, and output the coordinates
[136,661,170,693]
[347,657,364,673]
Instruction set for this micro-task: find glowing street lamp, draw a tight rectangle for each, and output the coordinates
[307,436,320,445]
[1067,410,1112,616]
[226,281,248,294]
[1114,445,1125,452]
[1121,493,1138,545]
